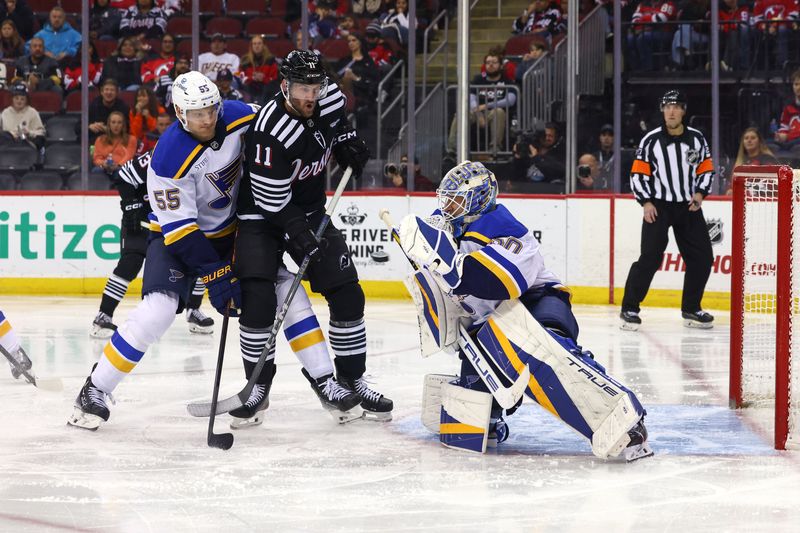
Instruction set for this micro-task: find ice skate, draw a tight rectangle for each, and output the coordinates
[338,375,393,421]
[622,419,654,462]
[186,307,214,334]
[682,310,714,329]
[301,369,363,424]
[68,371,113,431]
[6,346,33,381]
[487,417,509,448]
[229,384,269,429]
[619,310,641,331]
[90,312,117,339]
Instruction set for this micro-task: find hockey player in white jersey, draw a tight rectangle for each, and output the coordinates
[67,71,358,430]
[0,309,34,381]
[397,161,653,461]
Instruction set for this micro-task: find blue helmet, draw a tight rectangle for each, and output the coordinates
[436,161,498,236]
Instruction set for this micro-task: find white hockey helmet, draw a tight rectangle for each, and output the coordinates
[171,70,223,131]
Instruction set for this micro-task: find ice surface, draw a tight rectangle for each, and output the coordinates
[0,297,798,532]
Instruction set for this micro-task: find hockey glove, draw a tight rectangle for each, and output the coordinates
[332,123,369,178]
[120,197,147,234]
[199,260,241,316]
[285,217,324,264]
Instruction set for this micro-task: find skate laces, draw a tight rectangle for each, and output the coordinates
[323,377,352,401]
[88,385,114,408]
[94,312,112,325]
[245,384,266,408]
[353,376,382,402]
[189,308,209,321]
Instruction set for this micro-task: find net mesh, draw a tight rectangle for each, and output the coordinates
[737,171,799,447]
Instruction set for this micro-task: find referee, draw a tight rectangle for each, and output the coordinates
[620,89,715,331]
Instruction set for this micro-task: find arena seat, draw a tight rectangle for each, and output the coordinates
[199,0,224,17]
[0,144,39,175]
[205,17,243,39]
[29,91,62,114]
[65,89,99,113]
[166,17,193,39]
[45,115,80,143]
[319,39,351,61]
[245,18,286,39]
[94,40,118,60]
[226,0,264,18]
[19,171,66,190]
[42,143,82,174]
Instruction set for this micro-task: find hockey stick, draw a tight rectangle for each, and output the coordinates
[0,344,63,392]
[187,167,355,417]
[377,208,529,409]
[206,304,234,449]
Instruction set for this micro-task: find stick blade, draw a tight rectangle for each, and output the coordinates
[187,393,245,417]
[208,432,234,450]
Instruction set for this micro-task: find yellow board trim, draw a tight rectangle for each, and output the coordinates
[463,231,491,244]
[439,422,485,435]
[0,320,11,336]
[164,224,200,245]
[487,318,559,418]
[226,113,255,131]
[413,276,439,328]
[103,343,136,374]
[289,329,325,352]
[172,144,204,180]
[469,250,520,298]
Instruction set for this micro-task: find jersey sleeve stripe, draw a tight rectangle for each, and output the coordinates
[463,231,491,244]
[164,223,201,245]
[249,172,293,186]
[255,101,277,132]
[319,89,341,105]
[320,98,344,117]
[284,125,304,148]
[226,113,256,132]
[278,120,301,143]
[270,114,290,136]
[468,250,521,298]
[172,144,204,180]
[482,245,528,293]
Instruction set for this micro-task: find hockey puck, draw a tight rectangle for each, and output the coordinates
[370,250,390,263]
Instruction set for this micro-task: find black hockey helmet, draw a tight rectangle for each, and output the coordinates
[660,89,687,111]
[279,50,327,85]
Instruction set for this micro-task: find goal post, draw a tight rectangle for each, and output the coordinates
[730,164,797,450]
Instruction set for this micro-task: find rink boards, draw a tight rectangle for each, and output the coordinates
[0,192,734,309]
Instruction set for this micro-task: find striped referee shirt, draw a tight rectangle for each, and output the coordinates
[629,125,714,203]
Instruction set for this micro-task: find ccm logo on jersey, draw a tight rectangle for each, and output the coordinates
[565,356,619,397]
[201,265,232,284]
[335,130,357,144]
[123,201,144,211]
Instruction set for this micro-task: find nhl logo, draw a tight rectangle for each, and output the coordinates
[339,203,367,225]
[686,148,700,166]
[210,140,220,150]
[706,218,723,245]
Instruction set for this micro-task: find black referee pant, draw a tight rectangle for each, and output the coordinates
[621,200,713,314]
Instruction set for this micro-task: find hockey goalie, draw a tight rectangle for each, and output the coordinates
[395,161,653,462]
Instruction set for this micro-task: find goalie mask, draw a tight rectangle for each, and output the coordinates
[436,161,498,238]
[280,50,329,117]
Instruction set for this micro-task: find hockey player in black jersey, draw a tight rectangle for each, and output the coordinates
[236,50,393,422]
[89,151,215,339]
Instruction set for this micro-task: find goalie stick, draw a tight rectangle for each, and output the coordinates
[377,208,529,409]
[0,344,63,392]
[187,167,355,417]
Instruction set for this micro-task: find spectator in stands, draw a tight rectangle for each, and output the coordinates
[101,37,143,90]
[752,0,796,71]
[129,85,165,142]
[511,122,566,182]
[671,0,710,71]
[364,21,395,70]
[139,112,170,154]
[119,0,168,40]
[576,153,609,192]
[512,0,565,42]
[0,19,24,59]
[215,68,243,101]
[720,0,751,71]
[13,37,62,93]
[336,33,379,119]
[514,38,547,84]
[725,127,778,194]
[446,48,517,157]
[88,78,130,143]
[91,0,123,41]
[774,69,800,149]
[0,82,44,148]
[380,0,419,49]
[140,32,175,85]
[239,34,279,104]
[338,15,357,38]
[63,42,102,93]
[0,0,34,41]
[28,6,81,65]
[309,1,339,45]
[93,110,137,176]
[352,0,388,17]
[401,153,435,191]
[198,33,240,81]
[153,53,189,111]
[626,1,677,71]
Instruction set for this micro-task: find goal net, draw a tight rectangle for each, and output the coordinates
[730,165,799,450]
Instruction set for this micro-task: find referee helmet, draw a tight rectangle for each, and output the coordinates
[660,89,687,111]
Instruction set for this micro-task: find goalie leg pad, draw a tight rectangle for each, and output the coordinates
[439,381,492,453]
[476,300,646,457]
[421,373,458,433]
[404,269,462,357]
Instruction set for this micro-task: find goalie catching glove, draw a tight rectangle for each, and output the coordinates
[398,213,463,290]
[332,123,369,178]
[199,260,241,316]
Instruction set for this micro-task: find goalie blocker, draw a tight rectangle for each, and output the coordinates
[409,272,652,461]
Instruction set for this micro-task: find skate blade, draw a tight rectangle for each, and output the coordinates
[361,409,392,422]
[684,320,713,329]
[624,442,654,462]
[89,326,115,339]
[619,321,640,332]
[324,404,363,424]
[188,324,214,335]
[229,410,267,430]
[67,407,104,431]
